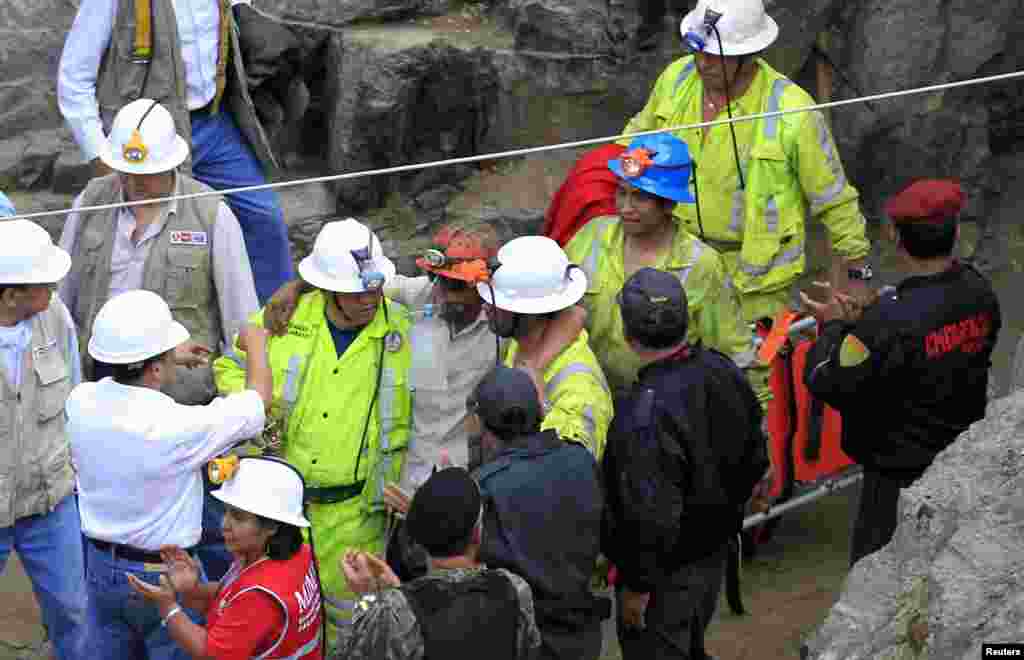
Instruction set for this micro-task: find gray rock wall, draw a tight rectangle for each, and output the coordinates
[804,390,1024,659]
[325,34,499,214]
[277,0,450,27]
[0,0,79,189]
[2,0,1023,250]
[827,0,1024,227]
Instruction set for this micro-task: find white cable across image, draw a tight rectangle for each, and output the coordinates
[5,68,1024,222]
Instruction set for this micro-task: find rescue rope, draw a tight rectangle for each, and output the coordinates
[5,68,1024,222]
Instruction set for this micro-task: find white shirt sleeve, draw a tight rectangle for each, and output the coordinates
[169,390,266,471]
[57,0,118,162]
[57,193,86,315]
[384,274,432,308]
[211,202,259,351]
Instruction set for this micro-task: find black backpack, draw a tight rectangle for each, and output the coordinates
[401,570,521,660]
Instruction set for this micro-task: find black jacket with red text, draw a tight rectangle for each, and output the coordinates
[805,261,1001,479]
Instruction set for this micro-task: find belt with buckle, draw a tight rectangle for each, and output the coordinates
[305,481,365,504]
[87,537,194,564]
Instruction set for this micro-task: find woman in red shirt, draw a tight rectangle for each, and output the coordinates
[129,457,325,660]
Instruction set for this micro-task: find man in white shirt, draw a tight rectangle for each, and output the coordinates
[68,289,272,660]
[0,219,85,660]
[59,98,260,579]
[57,0,297,304]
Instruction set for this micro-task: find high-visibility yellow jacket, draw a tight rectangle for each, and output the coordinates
[504,330,613,459]
[565,216,762,398]
[213,291,413,634]
[621,56,870,300]
[212,290,412,512]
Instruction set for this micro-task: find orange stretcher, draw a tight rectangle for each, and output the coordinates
[747,311,855,547]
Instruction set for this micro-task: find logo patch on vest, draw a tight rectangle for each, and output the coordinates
[169,231,208,246]
[385,331,403,353]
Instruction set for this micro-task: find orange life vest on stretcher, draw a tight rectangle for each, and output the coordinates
[760,311,854,500]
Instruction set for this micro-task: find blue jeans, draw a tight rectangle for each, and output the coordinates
[0,495,86,660]
[190,110,294,304]
[198,485,233,581]
[82,539,206,660]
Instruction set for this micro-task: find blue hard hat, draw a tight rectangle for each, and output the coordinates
[608,134,696,203]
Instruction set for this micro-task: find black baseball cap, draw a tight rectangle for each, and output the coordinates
[406,467,481,557]
[466,365,542,437]
[618,267,688,349]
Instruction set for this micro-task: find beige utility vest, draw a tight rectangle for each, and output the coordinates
[69,174,223,404]
[96,0,277,173]
[0,303,75,528]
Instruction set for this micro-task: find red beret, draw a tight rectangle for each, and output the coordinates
[884,179,965,224]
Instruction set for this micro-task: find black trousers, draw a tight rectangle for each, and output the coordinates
[616,545,726,660]
[539,621,603,660]
[850,469,917,567]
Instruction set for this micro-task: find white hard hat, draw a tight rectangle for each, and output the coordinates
[88,290,190,364]
[681,0,779,57]
[477,236,587,314]
[213,458,311,528]
[99,99,190,175]
[0,220,72,285]
[297,218,396,293]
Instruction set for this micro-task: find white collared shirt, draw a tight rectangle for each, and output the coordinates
[0,298,82,390]
[68,379,265,549]
[57,0,253,162]
[58,177,259,352]
[385,275,497,493]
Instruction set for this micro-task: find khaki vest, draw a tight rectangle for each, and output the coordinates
[96,0,277,174]
[69,174,223,404]
[0,303,75,528]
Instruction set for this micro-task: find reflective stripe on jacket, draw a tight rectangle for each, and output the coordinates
[565,216,761,398]
[209,545,322,659]
[213,290,412,510]
[503,331,613,459]
[621,56,869,296]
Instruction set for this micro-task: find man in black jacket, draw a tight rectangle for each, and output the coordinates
[603,268,766,660]
[802,178,1001,567]
[471,365,608,660]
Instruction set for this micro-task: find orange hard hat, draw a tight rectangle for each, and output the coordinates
[416,222,499,283]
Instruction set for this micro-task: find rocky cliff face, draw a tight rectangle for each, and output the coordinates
[2,0,1022,261]
[803,389,1024,659]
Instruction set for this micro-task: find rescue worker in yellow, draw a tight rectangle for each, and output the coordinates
[565,133,761,397]
[212,218,411,641]
[477,236,613,458]
[620,0,872,325]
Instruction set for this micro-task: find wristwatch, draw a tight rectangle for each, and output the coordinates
[847,264,873,281]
